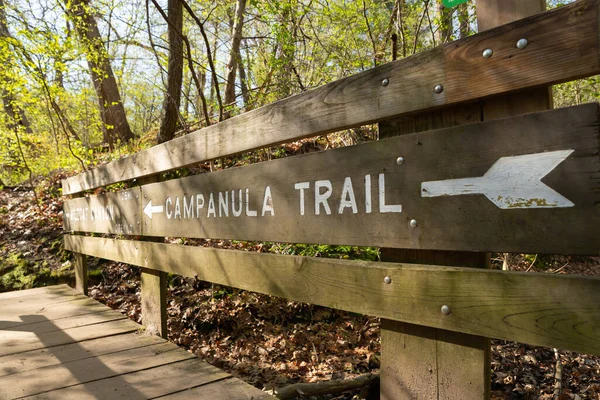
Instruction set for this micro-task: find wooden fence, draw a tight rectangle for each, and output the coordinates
[63,1,600,398]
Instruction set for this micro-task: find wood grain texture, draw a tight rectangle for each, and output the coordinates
[160,376,274,399]
[64,104,600,255]
[380,321,490,399]
[62,0,600,195]
[0,332,163,377]
[0,297,109,329]
[27,359,231,400]
[0,309,126,336]
[64,235,600,355]
[0,342,193,398]
[0,286,270,400]
[0,284,74,300]
[0,318,140,357]
[63,187,141,234]
[74,253,87,295]
[140,268,167,338]
[476,0,546,31]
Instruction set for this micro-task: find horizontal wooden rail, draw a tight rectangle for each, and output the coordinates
[65,235,600,356]
[62,0,600,195]
[64,104,600,255]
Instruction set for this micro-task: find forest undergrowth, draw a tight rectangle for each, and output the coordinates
[1,171,599,399]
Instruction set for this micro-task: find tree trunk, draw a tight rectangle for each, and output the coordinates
[238,42,250,110]
[224,0,246,118]
[458,3,469,39]
[436,0,453,44]
[65,0,134,148]
[157,0,184,144]
[0,0,32,134]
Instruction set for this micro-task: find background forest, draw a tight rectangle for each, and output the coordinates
[0,0,595,186]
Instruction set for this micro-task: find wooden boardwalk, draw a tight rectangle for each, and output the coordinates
[0,285,272,399]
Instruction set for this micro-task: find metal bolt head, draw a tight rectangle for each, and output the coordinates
[409,219,418,228]
[482,48,493,59]
[433,84,444,94]
[384,276,392,284]
[396,156,405,166]
[516,38,528,49]
[381,78,390,87]
[441,305,451,315]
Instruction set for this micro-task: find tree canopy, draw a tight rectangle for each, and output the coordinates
[0,0,589,186]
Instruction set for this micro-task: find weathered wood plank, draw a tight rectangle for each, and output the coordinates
[0,290,87,309]
[0,318,140,357]
[63,187,141,234]
[0,304,110,330]
[0,296,107,330]
[160,376,274,399]
[0,332,163,377]
[140,267,167,337]
[64,104,600,254]
[0,309,126,336]
[64,235,600,355]
[0,295,101,328]
[0,342,194,398]
[62,0,600,195]
[0,284,74,300]
[74,253,87,295]
[26,358,231,400]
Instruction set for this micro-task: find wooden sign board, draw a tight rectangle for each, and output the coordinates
[63,188,142,235]
[64,104,600,254]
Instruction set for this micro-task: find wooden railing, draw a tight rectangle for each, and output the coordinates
[63,1,600,398]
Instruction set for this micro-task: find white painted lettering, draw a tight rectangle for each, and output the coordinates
[219,192,229,217]
[261,186,274,216]
[196,194,204,217]
[315,180,332,215]
[207,193,216,217]
[379,173,402,213]
[183,195,194,218]
[231,189,243,217]
[166,197,173,219]
[174,197,182,219]
[338,177,358,214]
[365,175,372,213]
[245,188,257,217]
[294,182,310,216]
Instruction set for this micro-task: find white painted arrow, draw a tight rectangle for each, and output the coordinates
[144,200,164,219]
[421,150,574,209]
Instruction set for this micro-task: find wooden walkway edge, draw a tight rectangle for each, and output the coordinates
[0,284,273,400]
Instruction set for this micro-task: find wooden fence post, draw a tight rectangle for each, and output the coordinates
[379,2,549,398]
[74,253,88,295]
[139,175,168,338]
[141,266,168,337]
[72,190,88,296]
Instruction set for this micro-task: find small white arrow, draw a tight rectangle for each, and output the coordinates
[421,150,574,209]
[144,200,164,219]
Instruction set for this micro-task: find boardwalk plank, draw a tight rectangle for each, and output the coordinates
[1,309,126,335]
[0,318,140,357]
[0,332,162,377]
[25,358,231,399]
[0,298,116,330]
[0,285,74,300]
[159,377,274,399]
[0,342,193,398]
[0,286,281,399]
